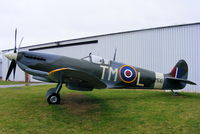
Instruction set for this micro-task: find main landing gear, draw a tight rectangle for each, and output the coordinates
[46,82,62,104]
[171,89,179,96]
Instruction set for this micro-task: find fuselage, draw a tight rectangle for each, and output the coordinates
[15,51,168,90]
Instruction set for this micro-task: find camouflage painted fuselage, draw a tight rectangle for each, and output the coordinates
[16,51,189,91]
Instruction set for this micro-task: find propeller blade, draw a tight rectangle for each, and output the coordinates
[6,60,16,80]
[14,28,17,53]
[18,37,23,52]
[13,62,17,79]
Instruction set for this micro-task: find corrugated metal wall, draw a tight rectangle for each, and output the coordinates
[2,23,200,92]
[0,60,2,78]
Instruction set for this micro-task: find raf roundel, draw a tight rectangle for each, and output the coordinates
[119,65,137,83]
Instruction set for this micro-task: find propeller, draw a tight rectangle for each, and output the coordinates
[6,59,16,80]
[14,28,17,53]
[18,37,23,52]
[5,28,23,80]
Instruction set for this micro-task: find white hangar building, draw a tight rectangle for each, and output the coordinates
[1,23,200,92]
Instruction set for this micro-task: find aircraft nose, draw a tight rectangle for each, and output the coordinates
[4,52,18,61]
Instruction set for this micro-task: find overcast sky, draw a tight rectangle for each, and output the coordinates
[0,0,200,52]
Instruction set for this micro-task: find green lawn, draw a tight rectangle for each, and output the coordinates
[0,85,200,134]
[0,80,31,85]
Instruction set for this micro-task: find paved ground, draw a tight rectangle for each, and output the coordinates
[0,83,53,88]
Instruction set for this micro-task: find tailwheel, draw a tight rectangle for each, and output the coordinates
[171,89,179,96]
[47,93,60,104]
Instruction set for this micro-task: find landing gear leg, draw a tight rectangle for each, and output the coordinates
[46,82,62,104]
[171,89,179,96]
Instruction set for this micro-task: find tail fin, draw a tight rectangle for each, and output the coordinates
[170,60,188,79]
[164,60,196,89]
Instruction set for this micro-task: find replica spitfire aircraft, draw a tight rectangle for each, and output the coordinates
[5,30,196,104]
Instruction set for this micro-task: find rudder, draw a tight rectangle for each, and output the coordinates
[169,60,188,79]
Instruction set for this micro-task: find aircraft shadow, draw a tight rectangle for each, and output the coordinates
[59,91,199,115]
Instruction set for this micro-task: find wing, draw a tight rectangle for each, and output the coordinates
[48,68,107,89]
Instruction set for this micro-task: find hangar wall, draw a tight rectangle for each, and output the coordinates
[2,23,200,92]
[0,59,2,78]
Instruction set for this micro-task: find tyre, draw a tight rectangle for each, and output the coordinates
[46,88,56,97]
[47,93,60,104]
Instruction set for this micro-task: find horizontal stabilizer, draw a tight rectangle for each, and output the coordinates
[166,77,196,85]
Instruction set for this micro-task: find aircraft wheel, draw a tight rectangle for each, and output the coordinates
[173,92,179,96]
[46,88,56,96]
[47,93,60,104]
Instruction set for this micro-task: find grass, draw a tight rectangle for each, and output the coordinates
[0,80,33,85]
[0,80,27,85]
[0,85,200,134]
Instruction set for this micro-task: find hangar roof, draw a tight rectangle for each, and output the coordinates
[2,22,200,52]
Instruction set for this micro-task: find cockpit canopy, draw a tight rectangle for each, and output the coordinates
[82,53,110,65]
